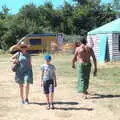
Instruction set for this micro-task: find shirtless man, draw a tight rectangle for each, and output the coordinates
[72,37,97,99]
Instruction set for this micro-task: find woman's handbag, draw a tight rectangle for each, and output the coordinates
[11,63,20,72]
[11,52,20,72]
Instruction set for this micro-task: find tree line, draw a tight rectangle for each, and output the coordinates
[0,0,116,50]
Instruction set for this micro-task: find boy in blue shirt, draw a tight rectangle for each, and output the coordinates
[40,55,57,109]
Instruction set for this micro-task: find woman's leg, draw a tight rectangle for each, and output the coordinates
[25,83,30,103]
[19,84,24,102]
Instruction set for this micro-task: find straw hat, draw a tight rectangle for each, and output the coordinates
[19,44,29,48]
[9,43,29,53]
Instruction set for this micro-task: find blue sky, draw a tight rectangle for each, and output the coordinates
[0,0,112,14]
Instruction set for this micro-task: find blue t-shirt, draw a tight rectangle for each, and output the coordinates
[41,64,56,81]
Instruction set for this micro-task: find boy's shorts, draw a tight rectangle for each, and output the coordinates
[43,80,54,94]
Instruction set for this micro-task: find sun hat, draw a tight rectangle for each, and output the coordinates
[9,42,29,53]
[19,44,29,48]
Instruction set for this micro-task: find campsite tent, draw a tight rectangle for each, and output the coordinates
[87,18,120,62]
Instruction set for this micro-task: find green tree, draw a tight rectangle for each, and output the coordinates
[19,3,43,33]
[0,1,116,50]
[61,1,74,34]
[112,0,120,18]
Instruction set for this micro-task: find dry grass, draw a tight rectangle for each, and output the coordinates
[0,53,120,120]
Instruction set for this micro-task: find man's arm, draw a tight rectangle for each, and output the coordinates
[90,48,97,76]
[72,48,78,68]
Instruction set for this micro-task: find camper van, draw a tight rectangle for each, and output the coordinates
[10,33,57,54]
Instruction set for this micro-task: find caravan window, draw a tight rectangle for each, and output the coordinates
[29,39,41,45]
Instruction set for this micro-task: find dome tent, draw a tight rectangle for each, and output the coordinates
[87,18,120,62]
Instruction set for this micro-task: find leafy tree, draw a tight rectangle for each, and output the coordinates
[0,1,116,50]
[61,2,74,34]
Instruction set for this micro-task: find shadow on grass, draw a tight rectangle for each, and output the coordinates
[30,101,94,111]
[54,107,93,111]
[30,101,79,106]
[88,94,120,99]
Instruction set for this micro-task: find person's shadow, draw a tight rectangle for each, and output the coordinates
[88,94,120,99]
[30,101,94,111]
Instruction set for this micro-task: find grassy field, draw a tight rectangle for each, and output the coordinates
[0,53,120,120]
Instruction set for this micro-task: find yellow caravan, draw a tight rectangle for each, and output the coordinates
[10,33,57,54]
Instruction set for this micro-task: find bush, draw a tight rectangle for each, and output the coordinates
[63,34,83,43]
[0,49,6,54]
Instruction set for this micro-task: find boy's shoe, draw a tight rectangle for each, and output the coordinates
[81,94,87,99]
[21,100,25,104]
[24,99,29,104]
[46,104,50,110]
[50,103,55,109]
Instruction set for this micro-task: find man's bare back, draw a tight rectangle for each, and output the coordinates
[72,42,97,76]
[75,44,91,63]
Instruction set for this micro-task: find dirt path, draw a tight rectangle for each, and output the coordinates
[0,55,120,120]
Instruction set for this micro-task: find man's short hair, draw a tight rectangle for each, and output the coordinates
[80,36,87,45]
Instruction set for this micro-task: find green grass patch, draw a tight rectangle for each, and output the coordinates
[97,67,120,83]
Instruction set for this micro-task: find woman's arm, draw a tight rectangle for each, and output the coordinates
[10,52,19,63]
[29,55,32,68]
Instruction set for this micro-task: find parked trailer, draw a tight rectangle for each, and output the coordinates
[10,33,57,54]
